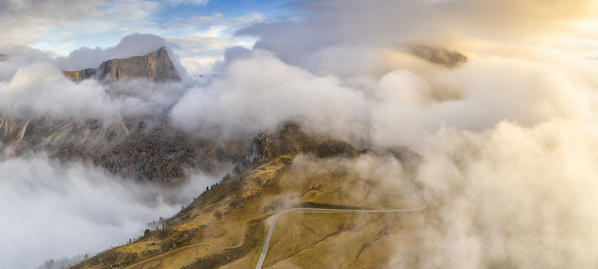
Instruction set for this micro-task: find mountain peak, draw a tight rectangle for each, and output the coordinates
[63,46,181,82]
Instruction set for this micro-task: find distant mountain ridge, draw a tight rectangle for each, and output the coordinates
[63,47,180,82]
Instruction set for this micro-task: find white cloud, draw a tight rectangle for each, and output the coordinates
[166,0,209,5]
[0,0,265,76]
[0,0,104,46]
[0,52,191,124]
[170,50,370,140]
[163,12,264,74]
[169,45,597,147]
[0,155,179,269]
[166,34,256,74]
[2,2,598,268]
[239,0,598,74]
[55,33,171,70]
[0,45,54,80]
[0,153,221,269]
[397,119,598,268]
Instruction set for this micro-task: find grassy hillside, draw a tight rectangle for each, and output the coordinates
[71,127,422,269]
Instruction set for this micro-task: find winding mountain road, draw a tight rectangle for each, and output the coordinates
[123,241,242,269]
[254,200,426,269]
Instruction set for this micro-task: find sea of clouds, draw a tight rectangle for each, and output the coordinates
[1,0,598,267]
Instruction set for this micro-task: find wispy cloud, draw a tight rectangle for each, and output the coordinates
[165,0,210,5]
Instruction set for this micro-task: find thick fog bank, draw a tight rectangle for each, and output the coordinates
[2,0,598,267]
[385,119,598,268]
[0,155,218,269]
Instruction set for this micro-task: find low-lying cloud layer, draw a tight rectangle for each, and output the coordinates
[1,0,598,268]
[169,47,597,148]
[0,154,218,269]
[0,36,192,124]
[240,0,598,68]
[396,119,598,268]
[170,50,370,140]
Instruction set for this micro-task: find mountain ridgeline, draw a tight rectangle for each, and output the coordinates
[63,47,181,82]
[4,47,425,269]
[70,122,422,269]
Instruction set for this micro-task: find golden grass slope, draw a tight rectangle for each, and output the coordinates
[71,138,422,269]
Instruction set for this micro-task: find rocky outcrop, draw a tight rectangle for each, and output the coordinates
[411,46,467,68]
[62,47,180,82]
[97,47,180,82]
[233,123,357,174]
[63,68,97,82]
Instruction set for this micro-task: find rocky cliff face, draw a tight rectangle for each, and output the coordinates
[62,47,180,82]
[63,68,97,82]
[97,47,180,82]
[233,123,358,174]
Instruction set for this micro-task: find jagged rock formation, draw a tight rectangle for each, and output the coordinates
[411,46,468,68]
[62,47,181,82]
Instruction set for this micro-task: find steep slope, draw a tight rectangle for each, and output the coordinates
[62,47,180,82]
[0,115,247,181]
[70,124,424,269]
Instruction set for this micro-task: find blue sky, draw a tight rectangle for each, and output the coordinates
[35,0,296,52]
[15,0,300,73]
[11,0,598,75]
[157,0,294,19]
